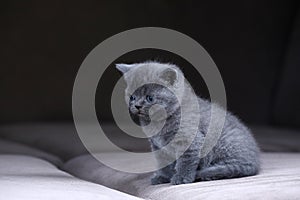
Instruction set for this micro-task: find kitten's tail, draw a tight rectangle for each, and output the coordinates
[195,163,259,181]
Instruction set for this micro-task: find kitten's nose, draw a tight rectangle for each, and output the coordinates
[135,105,142,110]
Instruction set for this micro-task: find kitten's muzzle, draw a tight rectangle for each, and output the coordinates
[137,110,148,116]
[135,105,142,109]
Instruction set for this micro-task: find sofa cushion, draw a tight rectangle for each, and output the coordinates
[64,152,300,200]
[0,123,87,160]
[0,155,141,200]
[0,123,149,160]
[1,123,300,162]
[251,125,300,152]
[0,138,62,166]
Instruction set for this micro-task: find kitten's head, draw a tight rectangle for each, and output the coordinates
[116,62,185,124]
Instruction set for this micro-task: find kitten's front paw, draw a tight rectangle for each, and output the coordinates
[151,175,170,185]
[170,174,194,185]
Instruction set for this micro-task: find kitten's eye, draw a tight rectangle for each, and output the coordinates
[146,95,154,103]
[130,95,136,101]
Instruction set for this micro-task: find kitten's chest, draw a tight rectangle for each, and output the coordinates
[150,136,167,148]
[149,129,178,152]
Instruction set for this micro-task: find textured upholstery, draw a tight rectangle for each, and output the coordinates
[1,123,300,199]
[1,123,300,162]
[0,138,62,166]
[64,152,300,200]
[0,155,141,200]
[0,123,149,161]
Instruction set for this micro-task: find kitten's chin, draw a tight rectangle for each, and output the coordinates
[129,112,151,126]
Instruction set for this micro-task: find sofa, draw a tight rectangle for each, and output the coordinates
[1,123,300,200]
[1,1,300,199]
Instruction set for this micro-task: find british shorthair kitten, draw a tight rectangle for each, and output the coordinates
[116,61,260,185]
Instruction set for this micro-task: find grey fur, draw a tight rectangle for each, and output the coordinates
[116,61,260,185]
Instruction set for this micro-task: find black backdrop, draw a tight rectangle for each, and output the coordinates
[1,0,299,129]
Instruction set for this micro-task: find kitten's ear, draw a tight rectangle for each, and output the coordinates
[115,63,136,74]
[159,68,178,86]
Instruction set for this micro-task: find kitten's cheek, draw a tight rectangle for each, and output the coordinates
[149,105,167,121]
[129,107,137,114]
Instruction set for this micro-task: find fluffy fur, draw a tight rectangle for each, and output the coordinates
[116,61,260,185]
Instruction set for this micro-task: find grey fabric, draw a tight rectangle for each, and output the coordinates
[1,123,300,161]
[0,123,87,160]
[1,123,300,199]
[0,138,62,166]
[0,155,141,200]
[64,152,300,200]
[0,123,149,160]
[251,125,300,152]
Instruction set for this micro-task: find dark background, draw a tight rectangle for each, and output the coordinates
[1,0,300,129]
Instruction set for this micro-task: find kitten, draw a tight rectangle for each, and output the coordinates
[116,61,260,185]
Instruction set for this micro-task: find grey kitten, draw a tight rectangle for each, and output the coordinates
[116,61,260,185]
